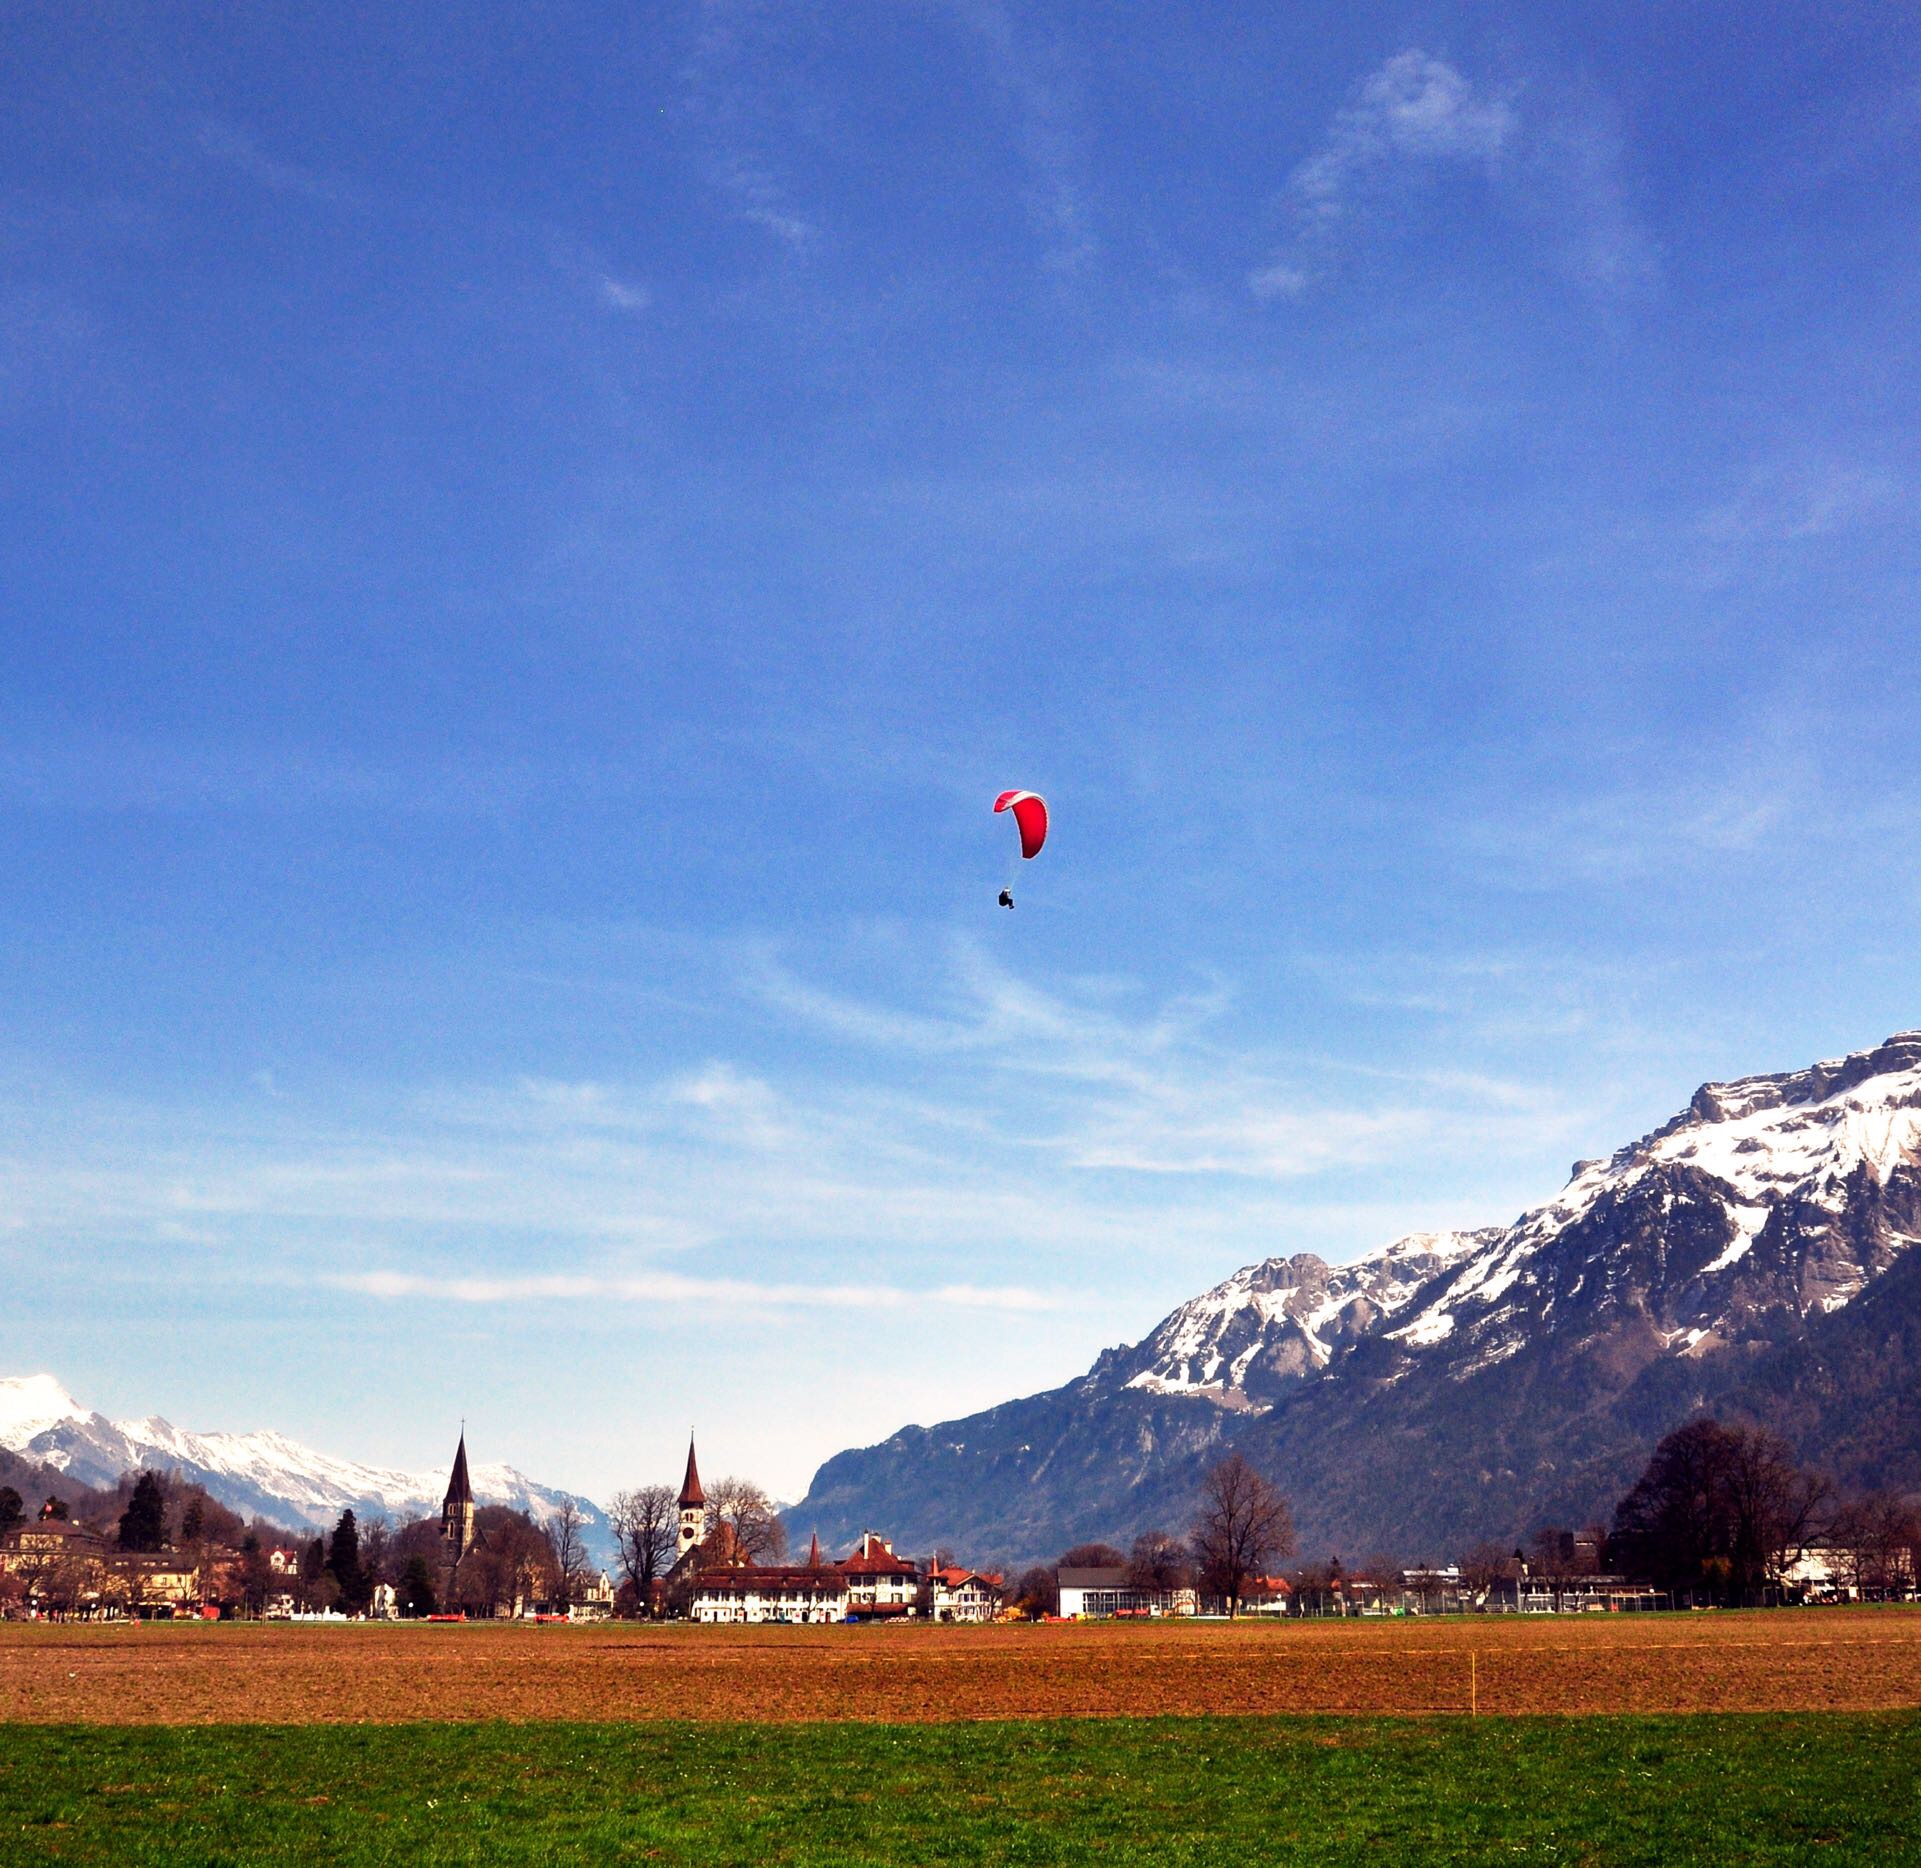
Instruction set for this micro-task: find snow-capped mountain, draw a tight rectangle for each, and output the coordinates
[0,1375,609,1557]
[1104,1231,1501,1410]
[1371,1028,1921,1379]
[794,1029,1921,1565]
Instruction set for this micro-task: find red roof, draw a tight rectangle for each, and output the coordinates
[838,1553,918,1577]
[694,1566,846,1592]
[930,1567,1001,1589]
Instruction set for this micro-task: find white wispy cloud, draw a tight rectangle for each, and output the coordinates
[328,1268,1058,1311]
[1444,733,1921,900]
[750,937,1598,1184]
[1697,459,1905,556]
[598,275,652,312]
[1251,50,1655,304]
[1289,51,1515,231]
[1520,104,1658,300]
[939,0,1096,273]
[0,936,1607,1324]
[197,122,361,208]
[1253,50,1513,298]
[681,2,821,251]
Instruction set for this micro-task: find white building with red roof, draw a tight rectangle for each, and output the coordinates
[925,1566,1003,1623]
[837,1531,920,1620]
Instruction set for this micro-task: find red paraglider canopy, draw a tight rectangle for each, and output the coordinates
[994,790,1048,859]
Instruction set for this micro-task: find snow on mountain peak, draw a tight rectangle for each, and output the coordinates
[1099,1030,1921,1417]
[1110,1228,1497,1410]
[1378,1029,1921,1372]
[0,1374,90,1446]
[0,1376,608,1556]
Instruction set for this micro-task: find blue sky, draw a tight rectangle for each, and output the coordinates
[4,2,1919,1505]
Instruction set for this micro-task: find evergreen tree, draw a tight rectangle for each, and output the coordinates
[397,1553,439,1618]
[118,1472,167,1552]
[236,1532,273,1617]
[0,1486,23,1533]
[181,1496,205,1543]
[299,1535,326,1580]
[327,1509,365,1612]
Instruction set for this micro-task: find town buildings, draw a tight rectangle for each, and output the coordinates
[837,1531,922,1618]
[690,1564,848,1624]
[0,1506,204,1618]
[1056,1566,1198,1619]
[926,1566,1003,1623]
[687,1536,1003,1626]
[676,1436,1002,1623]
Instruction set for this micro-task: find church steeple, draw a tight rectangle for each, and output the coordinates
[676,1433,707,1560]
[678,1436,705,1510]
[441,1428,476,1561]
[806,1529,822,1568]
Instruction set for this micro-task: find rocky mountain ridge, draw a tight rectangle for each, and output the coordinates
[793,1030,1921,1565]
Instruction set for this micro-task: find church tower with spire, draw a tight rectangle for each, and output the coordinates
[441,1428,476,1562]
[676,1434,707,1560]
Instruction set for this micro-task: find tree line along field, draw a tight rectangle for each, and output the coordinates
[4,1607,1921,1722]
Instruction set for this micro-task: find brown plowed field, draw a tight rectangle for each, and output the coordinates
[5,1607,1920,1724]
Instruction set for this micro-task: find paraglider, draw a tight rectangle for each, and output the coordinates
[993,790,1047,908]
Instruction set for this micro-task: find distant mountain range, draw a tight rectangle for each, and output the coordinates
[0,1375,611,1562]
[793,1030,1921,1568]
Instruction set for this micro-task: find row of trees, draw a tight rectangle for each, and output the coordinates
[14,1420,1912,1622]
[4,1468,612,1621]
[207,1499,602,1620]
[994,1422,1919,1618]
[605,1475,785,1615]
[1611,1417,1920,1600]
[1008,1454,1298,1618]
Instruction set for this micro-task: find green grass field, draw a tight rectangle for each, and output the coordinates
[5,1714,1918,1866]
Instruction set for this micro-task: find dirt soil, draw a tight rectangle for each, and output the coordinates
[3,1607,1919,1724]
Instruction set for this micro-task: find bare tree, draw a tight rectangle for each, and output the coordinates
[1350,1551,1400,1613]
[1008,1565,1058,1618]
[705,1476,788,1564]
[1126,1529,1193,1593]
[1830,1492,1921,1599]
[1457,1542,1514,1605]
[546,1500,592,1608]
[357,1516,394,1595]
[1189,1454,1295,1617]
[1528,1528,1579,1607]
[1528,1526,1575,1575]
[462,1512,552,1618]
[1058,1541,1126,1569]
[1288,1560,1339,1616]
[1723,1428,1830,1590]
[1614,1418,1828,1598]
[609,1484,677,1613]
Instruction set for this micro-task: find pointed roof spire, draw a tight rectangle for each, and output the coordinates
[678,1433,705,1509]
[444,1429,473,1510]
[806,1529,822,1568]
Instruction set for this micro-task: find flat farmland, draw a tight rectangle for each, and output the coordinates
[4,1606,1919,1724]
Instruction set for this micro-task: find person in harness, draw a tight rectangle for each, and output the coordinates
[998,888,1015,909]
